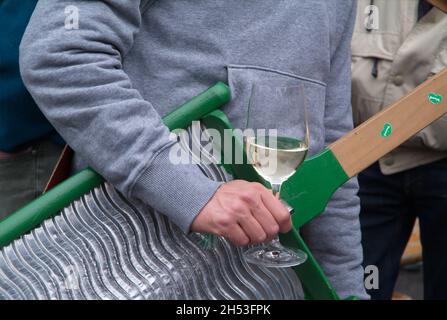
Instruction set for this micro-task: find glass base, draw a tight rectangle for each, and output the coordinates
[243,244,307,268]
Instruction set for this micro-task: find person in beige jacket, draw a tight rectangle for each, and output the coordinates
[352,0,447,299]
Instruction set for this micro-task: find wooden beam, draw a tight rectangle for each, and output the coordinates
[427,0,447,13]
[330,68,447,178]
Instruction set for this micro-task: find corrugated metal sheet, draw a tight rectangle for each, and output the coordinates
[0,125,303,300]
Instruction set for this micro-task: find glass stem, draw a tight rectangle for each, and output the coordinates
[269,183,285,251]
[271,183,282,197]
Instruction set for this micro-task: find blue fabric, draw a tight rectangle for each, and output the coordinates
[359,159,447,300]
[0,0,62,152]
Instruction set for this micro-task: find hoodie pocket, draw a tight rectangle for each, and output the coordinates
[223,65,327,153]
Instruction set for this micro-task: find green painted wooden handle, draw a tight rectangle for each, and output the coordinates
[163,82,231,130]
[281,149,348,229]
[0,82,231,248]
[0,169,103,248]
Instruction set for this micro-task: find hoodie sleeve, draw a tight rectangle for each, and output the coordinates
[19,0,222,233]
[300,0,369,300]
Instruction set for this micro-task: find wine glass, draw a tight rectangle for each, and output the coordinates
[242,83,309,268]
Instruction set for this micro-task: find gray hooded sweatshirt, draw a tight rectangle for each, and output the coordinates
[20,0,367,299]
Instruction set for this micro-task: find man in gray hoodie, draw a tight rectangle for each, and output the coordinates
[20,0,367,299]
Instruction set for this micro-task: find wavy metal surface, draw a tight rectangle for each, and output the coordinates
[0,125,303,300]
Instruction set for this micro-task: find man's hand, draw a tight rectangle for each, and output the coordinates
[191,180,292,246]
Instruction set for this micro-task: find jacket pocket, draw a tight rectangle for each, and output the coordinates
[223,65,327,153]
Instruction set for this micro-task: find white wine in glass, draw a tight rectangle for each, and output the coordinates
[246,136,308,190]
[243,83,309,268]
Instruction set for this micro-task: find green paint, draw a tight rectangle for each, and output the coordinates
[428,92,443,105]
[201,110,267,183]
[279,230,339,300]
[281,149,350,228]
[280,149,348,299]
[381,123,393,138]
[163,82,231,129]
[0,169,103,248]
